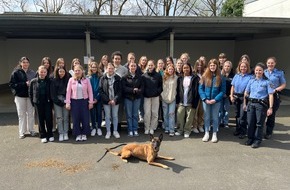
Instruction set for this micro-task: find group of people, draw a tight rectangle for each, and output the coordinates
[9,51,286,148]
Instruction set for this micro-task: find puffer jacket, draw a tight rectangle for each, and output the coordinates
[9,68,29,97]
[122,73,144,100]
[198,75,226,102]
[142,70,163,98]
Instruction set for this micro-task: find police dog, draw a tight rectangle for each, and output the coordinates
[104,134,174,169]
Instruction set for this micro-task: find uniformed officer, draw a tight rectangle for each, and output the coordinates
[264,57,286,139]
[243,63,274,148]
[230,60,253,139]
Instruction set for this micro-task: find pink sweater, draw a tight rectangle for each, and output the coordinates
[65,78,94,104]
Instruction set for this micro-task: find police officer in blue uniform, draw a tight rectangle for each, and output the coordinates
[243,63,274,148]
[230,60,253,139]
[264,57,286,139]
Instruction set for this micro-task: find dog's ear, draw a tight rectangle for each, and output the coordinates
[159,133,163,142]
[149,134,154,141]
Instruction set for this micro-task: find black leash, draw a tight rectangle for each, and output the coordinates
[97,143,127,162]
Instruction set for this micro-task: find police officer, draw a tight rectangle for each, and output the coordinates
[230,60,253,139]
[243,63,274,148]
[264,57,286,139]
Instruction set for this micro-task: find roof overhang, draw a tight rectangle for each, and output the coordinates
[1,13,290,42]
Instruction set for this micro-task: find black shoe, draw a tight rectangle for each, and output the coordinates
[264,134,272,139]
[219,123,224,128]
[245,139,253,146]
[233,131,240,136]
[239,134,246,139]
[251,141,260,148]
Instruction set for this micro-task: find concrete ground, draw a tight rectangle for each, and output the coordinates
[0,88,290,190]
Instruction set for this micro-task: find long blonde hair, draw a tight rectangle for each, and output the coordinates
[88,61,102,77]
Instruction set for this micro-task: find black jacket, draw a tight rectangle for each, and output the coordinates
[122,73,144,100]
[9,68,29,97]
[176,74,200,109]
[142,70,163,98]
[50,75,70,107]
[29,77,51,106]
[99,74,122,105]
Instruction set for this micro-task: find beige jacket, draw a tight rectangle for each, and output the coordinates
[161,75,178,103]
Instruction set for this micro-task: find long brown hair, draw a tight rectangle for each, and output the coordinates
[201,59,221,87]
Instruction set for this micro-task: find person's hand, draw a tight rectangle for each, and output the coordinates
[243,104,247,111]
[66,104,71,110]
[89,103,93,110]
[267,108,273,116]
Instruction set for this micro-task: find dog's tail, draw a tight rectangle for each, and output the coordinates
[97,143,127,162]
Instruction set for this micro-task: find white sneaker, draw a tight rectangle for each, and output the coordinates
[64,133,69,141]
[105,132,111,139]
[97,128,102,136]
[192,128,199,134]
[128,131,133,137]
[198,127,204,133]
[202,132,210,142]
[82,135,87,141]
[184,133,190,138]
[41,138,47,143]
[101,121,106,126]
[76,135,82,141]
[139,118,144,123]
[59,134,64,142]
[113,131,120,139]
[134,131,139,136]
[149,129,154,135]
[144,130,149,135]
[49,137,54,142]
[91,129,96,136]
[174,132,181,136]
[211,132,218,143]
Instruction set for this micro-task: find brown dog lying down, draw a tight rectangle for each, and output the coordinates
[98,134,174,169]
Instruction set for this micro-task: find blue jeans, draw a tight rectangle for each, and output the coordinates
[90,101,102,129]
[103,104,119,132]
[162,100,176,133]
[54,103,69,134]
[203,101,221,133]
[219,97,230,125]
[124,98,141,132]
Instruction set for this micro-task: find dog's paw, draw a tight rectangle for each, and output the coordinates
[122,159,128,163]
[163,166,169,169]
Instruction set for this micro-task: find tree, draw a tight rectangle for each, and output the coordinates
[33,0,66,13]
[220,0,244,17]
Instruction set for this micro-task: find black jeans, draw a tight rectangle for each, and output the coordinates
[266,94,280,135]
[234,97,247,135]
[35,99,53,139]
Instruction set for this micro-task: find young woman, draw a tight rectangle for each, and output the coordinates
[122,62,144,137]
[156,59,165,76]
[66,65,94,142]
[219,60,235,128]
[218,53,227,70]
[30,66,53,143]
[161,64,178,136]
[264,57,286,139]
[138,56,148,74]
[244,63,274,148]
[142,60,163,135]
[87,61,103,137]
[230,61,253,139]
[99,63,122,139]
[175,58,183,77]
[192,59,206,133]
[99,55,109,74]
[180,53,190,64]
[175,63,199,138]
[138,55,148,123]
[165,56,174,66]
[69,58,81,77]
[50,67,70,141]
[9,56,36,139]
[41,57,54,78]
[53,58,67,73]
[199,59,226,143]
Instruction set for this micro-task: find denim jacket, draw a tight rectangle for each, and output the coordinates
[198,75,226,103]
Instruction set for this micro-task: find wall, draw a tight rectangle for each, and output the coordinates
[1,38,235,85]
[235,36,289,91]
[244,0,290,18]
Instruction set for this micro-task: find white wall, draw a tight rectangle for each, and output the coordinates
[244,0,290,18]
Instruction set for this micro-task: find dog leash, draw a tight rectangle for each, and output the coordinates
[97,143,127,162]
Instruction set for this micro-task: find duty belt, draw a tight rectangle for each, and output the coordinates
[249,98,268,107]
[234,93,244,97]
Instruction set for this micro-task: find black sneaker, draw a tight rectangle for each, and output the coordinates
[251,141,260,149]
[264,134,272,139]
[233,131,240,136]
[239,134,246,139]
[245,139,253,146]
